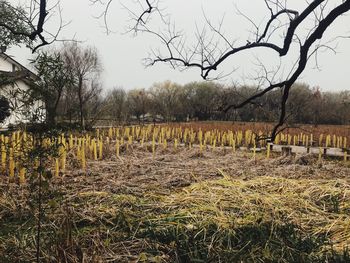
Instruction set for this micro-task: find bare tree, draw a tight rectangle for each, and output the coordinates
[62,43,102,129]
[149,81,183,121]
[119,0,350,140]
[83,80,104,127]
[127,89,150,123]
[0,0,155,51]
[105,87,127,123]
[90,0,159,34]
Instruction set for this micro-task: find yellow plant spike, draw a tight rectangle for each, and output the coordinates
[69,134,73,149]
[1,136,6,172]
[61,148,66,172]
[19,167,26,184]
[152,135,156,158]
[174,138,178,150]
[310,134,313,146]
[81,144,86,170]
[344,138,347,149]
[9,148,14,179]
[326,135,331,147]
[99,139,103,159]
[116,139,120,157]
[93,139,97,161]
[319,134,323,146]
[77,145,81,160]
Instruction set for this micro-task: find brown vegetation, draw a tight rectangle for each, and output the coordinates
[1,140,349,262]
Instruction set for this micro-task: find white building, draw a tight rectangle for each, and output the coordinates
[0,51,44,129]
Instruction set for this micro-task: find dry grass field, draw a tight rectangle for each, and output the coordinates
[1,139,350,262]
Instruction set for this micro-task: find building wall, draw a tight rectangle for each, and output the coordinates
[0,54,44,129]
[0,55,17,72]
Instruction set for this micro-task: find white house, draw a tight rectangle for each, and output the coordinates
[0,51,44,129]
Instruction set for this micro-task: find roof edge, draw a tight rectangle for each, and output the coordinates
[0,52,38,80]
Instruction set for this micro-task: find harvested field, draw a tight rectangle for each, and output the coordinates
[1,144,350,262]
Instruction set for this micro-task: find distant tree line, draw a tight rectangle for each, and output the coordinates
[30,43,350,128]
[102,81,350,126]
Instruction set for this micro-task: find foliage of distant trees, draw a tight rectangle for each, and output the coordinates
[31,51,74,125]
[31,45,350,128]
[46,78,349,126]
[101,81,350,126]
[32,43,103,128]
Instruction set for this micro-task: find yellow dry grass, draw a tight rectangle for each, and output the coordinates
[1,144,350,262]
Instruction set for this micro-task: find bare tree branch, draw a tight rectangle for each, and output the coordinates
[133,0,350,140]
[0,0,65,52]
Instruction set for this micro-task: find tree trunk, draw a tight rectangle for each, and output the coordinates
[77,77,84,129]
[45,99,56,126]
[46,110,56,125]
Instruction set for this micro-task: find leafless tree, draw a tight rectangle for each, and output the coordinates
[83,81,105,127]
[105,87,128,123]
[62,43,102,129]
[90,0,160,34]
[120,0,350,140]
[149,81,183,121]
[1,0,156,51]
[127,89,150,123]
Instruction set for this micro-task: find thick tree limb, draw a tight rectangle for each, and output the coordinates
[0,0,60,52]
[139,0,350,140]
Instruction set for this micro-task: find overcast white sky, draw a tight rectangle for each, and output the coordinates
[10,0,350,92]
